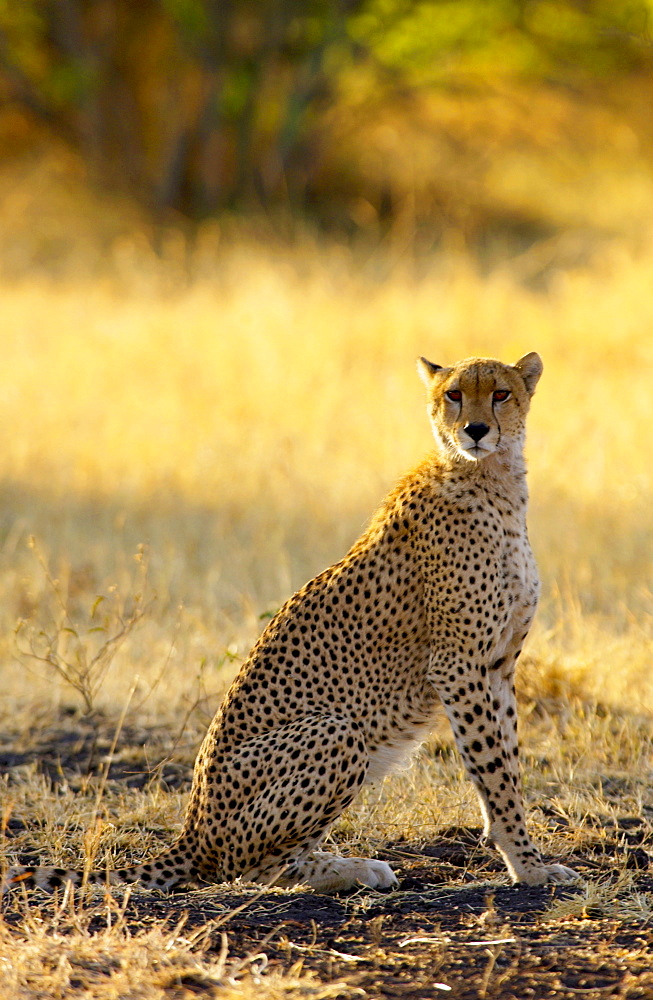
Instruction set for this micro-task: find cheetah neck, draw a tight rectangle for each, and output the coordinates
[439,446,528,488]
[430,447,530,524]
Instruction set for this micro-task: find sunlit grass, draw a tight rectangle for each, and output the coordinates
[0,228,650,719]
[0,171,652,999]
[0,887,348,1000]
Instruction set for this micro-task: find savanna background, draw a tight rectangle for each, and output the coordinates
[0,2,652,998]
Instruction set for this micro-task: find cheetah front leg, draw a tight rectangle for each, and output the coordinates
[487,651,520,784]
[486,646,577,883]
[431,654,577,885]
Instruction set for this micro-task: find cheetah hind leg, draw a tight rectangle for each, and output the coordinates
[209,713,398,894]
[276,849,398,893]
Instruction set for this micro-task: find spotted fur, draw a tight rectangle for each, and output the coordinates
[4,352,577,895]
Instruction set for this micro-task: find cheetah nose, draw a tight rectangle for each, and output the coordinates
[464,422,490,443]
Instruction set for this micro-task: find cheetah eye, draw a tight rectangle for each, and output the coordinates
[445,389,462,402]
[493,389,511,402]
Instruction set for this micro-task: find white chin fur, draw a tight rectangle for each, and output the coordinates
[458,444,494,461]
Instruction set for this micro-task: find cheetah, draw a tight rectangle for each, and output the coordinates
[4,352,578,895]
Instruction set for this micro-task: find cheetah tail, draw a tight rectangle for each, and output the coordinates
[3,842,199,895]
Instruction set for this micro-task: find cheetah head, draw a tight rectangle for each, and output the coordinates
[417,353,543,463]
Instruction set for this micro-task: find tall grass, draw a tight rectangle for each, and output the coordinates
[1,167,651,1000]
[0,219,651,722]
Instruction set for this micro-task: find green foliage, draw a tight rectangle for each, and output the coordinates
[161,0,210,40]
[220,66,255,120]
[47,60,97,107]
[0,0,652,223]
[350,0,521,73]
[0,0,47,80]
[349,0,650,80]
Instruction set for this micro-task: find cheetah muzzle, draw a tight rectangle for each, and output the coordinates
[4,352,578,895]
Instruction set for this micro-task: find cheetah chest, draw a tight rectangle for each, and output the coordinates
[424,493,539,662]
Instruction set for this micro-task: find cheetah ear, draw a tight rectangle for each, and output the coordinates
[417,357,444,387]
[512,352,543,396]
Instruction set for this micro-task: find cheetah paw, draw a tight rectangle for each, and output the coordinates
[541,863,579,883]
[342,857,399,891]
[305,852,398,893]
[519,863,579,886]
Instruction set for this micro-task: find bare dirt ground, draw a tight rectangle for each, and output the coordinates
[2,714,652,1000]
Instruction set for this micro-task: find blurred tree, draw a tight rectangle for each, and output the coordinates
[0,0,652,225]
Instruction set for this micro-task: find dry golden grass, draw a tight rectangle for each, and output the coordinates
[0,223,650,718]
[0,886,355,1000]
[0,169,652,996]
